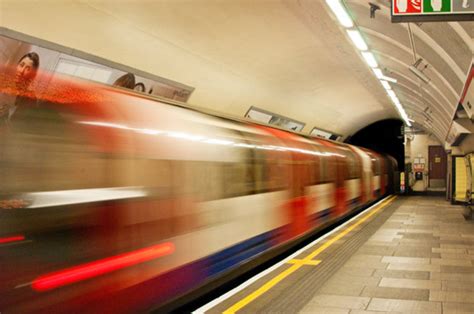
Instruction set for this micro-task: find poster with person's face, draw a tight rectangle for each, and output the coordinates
[0,34,193,105]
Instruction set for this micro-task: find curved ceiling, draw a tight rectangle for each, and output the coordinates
[0,0,472,141]
[345,0,472,142]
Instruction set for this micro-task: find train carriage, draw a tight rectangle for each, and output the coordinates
[0,70,398,312]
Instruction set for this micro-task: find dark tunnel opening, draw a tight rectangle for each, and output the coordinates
[346,119,405,172]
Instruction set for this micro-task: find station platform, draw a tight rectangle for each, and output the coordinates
[197,196,474,314]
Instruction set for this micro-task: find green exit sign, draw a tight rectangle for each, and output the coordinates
[392,0,474,22]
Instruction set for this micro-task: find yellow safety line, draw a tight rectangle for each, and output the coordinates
[223,195,397,314]
[287,259,321,266]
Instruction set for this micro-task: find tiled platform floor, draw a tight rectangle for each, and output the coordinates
[301,196,474,314]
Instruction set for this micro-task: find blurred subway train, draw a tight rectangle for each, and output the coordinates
[0,68,398,312]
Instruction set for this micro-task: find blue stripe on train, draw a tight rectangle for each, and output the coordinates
[309,208,332,223]
[347,197,360,207]
[207,230,274,276]
[206,204,341,276]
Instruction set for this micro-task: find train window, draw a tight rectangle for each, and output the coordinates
[252,147,290,193]
[309,157,320,185]
[307,144,321,185]
[238,133,290,194]
[173,161,224,201]
[319,153,337,183]
[344,149,361,179]
[222,161,253,198]
[0,106,111,194]
[373,158,381,176]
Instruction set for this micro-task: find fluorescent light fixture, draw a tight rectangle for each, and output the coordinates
[404,115,412,127]
[373,68,397,83]
[347,30,368,51]
[324,1,410,126]
[387,90,397,99]
[373,68,383,79]
[381,75,397,83]
[380,80,392,90]
[409,65,430,84]
[362,52,378,68]
[385,90,411,127]
[326,0,353,28]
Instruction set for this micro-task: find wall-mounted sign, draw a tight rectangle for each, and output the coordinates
[245,106,305,132]
[0,32,194,102]
[392,0,474,22]
[310,127,342,141]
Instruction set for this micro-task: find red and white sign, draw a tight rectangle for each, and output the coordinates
[413,163,425,171]
[393,0,422,14]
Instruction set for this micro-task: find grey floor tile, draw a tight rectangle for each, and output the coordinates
[379,277,441,290]
[443,302,474,314]
[402,229,437,234]
[430,272,474,282]
[372,269,430,280]
[367,298,441,313]
[369,235,402,242]
[430,290,474,303]
[348,254,383,263]
[399,233,440,241]
[328,274,381,287]
[440,253,474,260]
[343,260,388,270]
[357,245,396,256]
[303,294,371,310]
[350,310,396,314]
[336,266,375,277]
[319,282,365,297]
[393,247,440,258]
[399,239,441,246]
[299,305,350,314]
[441,243,474,249]
[442,280,474,292]
[388,262,441,272]
[382,256,430,265]
[404,224,438,230]
[433,247,468,254]
[430,258,473,266]
[441,239,474,246]
[361,286,429,301]
[365,240,399,247]
[440,265,474,273]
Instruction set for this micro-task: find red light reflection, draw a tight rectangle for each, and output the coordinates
[0,235,26,244]
[32,242,175,292]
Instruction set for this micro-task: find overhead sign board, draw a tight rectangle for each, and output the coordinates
[245,106,305,132]
[310,127,342,141]
[392,0,474,22]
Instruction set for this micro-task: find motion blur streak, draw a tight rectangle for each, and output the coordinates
[31,242,175,292]
[0,235,25,244]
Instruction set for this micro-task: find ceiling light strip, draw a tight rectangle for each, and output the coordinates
[325,0,411,127]
[362,52,378,68]
[347,30,368,51]
[325,0,353,28]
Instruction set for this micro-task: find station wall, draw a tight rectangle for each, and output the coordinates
[0,1,310,131]
[0,1,396,137]
[405,133,443,192]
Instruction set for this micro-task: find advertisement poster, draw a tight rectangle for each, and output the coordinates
[0,34,193,104]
